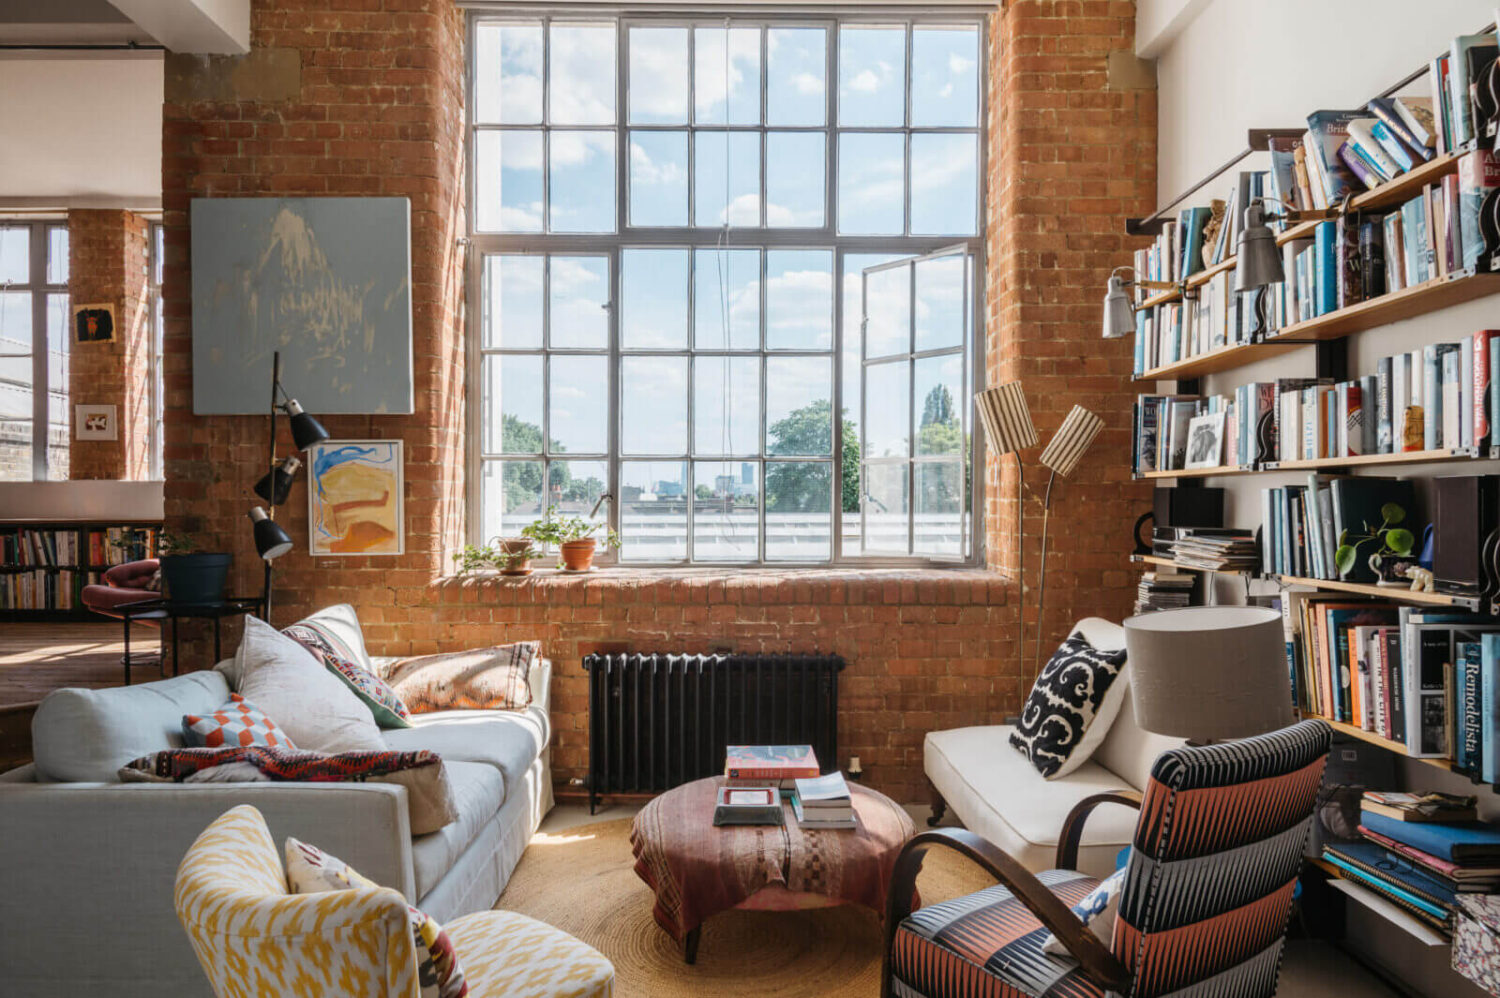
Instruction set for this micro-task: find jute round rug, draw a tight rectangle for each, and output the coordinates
[495,817,994,998]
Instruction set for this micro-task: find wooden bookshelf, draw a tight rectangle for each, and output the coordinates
[1131,554,1252,575]
[1135,269,1500,383]
[1271,573,1482,610]
[1275,148,1471,247]
[1264,447,1487,471]
[1136,464,1255,480]
[1138,287,1181,310]
[0,519,162,621]
[1302,713,1461,776]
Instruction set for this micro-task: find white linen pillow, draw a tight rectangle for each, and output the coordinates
[233,615,385,753]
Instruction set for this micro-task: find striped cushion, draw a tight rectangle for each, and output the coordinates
[1110,719,1330,998]
[891,870,1106,998]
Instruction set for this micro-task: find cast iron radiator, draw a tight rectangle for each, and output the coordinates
[581,652,845,812]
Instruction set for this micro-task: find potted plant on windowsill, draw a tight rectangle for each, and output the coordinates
[154,531,233,606]
[522,506,621,572]
[453,539,540,577]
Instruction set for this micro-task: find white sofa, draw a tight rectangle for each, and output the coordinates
[0,615,554,998]
[924,616,1182,879]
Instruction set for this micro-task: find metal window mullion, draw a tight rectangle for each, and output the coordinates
[29,222,46,480]
[607,246,622,558]
[905,257,917,554]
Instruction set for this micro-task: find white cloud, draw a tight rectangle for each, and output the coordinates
[849,69,882,93]
[550,131,611,167]
[948,53,976,75]
[629,141,686,185]
[793,71,824,96]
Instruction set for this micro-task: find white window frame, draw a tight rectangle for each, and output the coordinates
[0,220,69,482]
[465,7,988,567]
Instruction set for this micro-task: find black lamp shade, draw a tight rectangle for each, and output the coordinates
[1234,198,1285,292]
[249,507,294,561]
[283,399,330,451]
[253,456,302,506]
[1102,274,1135,339]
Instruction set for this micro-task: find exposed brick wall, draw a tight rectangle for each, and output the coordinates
[68,209,151,480]
[985,1,1156,676]
[159,0,1154,802]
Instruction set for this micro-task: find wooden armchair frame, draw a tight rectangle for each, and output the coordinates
[881,790,1143,998]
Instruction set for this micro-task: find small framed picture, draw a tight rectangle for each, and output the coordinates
[306,439,405,556]
[1184,411,1226,469]
[75,404,118,440]
[73,304,116,343]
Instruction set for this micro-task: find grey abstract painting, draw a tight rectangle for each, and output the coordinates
[191,197,414,414]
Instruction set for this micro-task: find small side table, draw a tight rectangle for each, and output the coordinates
[116,597,266,685]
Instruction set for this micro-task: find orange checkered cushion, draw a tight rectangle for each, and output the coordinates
[183,693,297,749]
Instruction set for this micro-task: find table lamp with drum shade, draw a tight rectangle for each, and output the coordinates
[1123,606,1294,743]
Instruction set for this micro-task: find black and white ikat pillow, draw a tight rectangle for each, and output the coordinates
[1009,632,1129,779]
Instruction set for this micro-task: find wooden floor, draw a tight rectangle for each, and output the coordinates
[0,621,159,704]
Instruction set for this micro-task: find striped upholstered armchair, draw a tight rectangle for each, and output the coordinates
[175,805,614,998]
[883,719,1331,998]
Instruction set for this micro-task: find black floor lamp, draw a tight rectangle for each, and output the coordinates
[248,350,328,621]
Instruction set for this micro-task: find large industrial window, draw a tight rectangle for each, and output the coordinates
[469,11,986,565]
[0,221,69,481]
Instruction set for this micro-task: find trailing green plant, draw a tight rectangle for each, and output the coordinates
[1334,502,1416,577]
[453,539,541,574]
[521,506,621,549]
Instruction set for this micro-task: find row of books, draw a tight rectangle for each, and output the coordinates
[1132,171,1265,289]
[1430,32,1500,157]
[93,527,159,567]
[0,569,84,611]
[1323,792,1500,936]
[0,528,82,568]
[1261,476,1413,582]
[1132,269,1287,374]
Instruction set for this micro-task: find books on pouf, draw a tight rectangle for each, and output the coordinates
[793,772,857,830]
[724,744,820,790]
[712,786,784,826]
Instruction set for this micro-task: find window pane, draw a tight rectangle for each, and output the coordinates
[0,226,27,284]
[915,461,963,556]
[620,461,688,560]
[767,27,826,126]
[550,131,616,232]
[622,249,688,349]
[475,130,543,233]
[475,22,543,124]
[694,247,760,350]
[765,461,831,560]
[914,254,966,352]
[629,27,689,124]
[621,355,687,454]
[694,460,758,561]
[629,130,688,227]
[914,354,962,456]
[549,23,616,125]
[485,255,542,349]
[0,289,32,360]
[861,462,909,554]
[550,355,608,454]
[153,224,164,285]
[865,360,910,458]
[766,356,831,455]
[911,26,979,127]
[47,294,68,404]
[911,133,977,235]
[766,132,825,228]
[694,131,760,228]
[547,459,607,515]
[549,256,610,348]
[864,261,910,358]
[484,355,543,454]
[47,227,68,285]
[839,26,905,127]
[837,133,904,235]
[841,252,904,489]
[0,414,32,481]
[482,460,544,540]
[694,26,761,125]
[765,250,832,350]
[694,355,759,455]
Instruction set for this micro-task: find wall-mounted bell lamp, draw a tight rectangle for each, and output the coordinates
[1101,266,1177,339]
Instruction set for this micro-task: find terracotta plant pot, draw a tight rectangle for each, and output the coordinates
[560,538,597,572]
[499,537,533,576]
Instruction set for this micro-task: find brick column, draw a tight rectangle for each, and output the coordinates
[68,208,151,480]
[986,1,1157,682]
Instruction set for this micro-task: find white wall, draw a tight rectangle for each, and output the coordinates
[1143,5,1499,994]
[0,53,162,207]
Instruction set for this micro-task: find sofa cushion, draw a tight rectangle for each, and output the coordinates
[234,616,387,754]
[926,724,1142,878]
[32,670,231,782]
[182,694,299,749]
[1009,632,1128,779]
[411,760,506,900]
[283,620,412,729]
[381,707,549,792]
[386,643,537,713]
[1092,681,1184,794]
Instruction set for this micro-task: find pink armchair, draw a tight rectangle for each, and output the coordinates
[81,559,160,618]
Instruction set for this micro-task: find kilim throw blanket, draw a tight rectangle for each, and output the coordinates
[121,746,442,782]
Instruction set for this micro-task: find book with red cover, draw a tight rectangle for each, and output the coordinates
[1361,826,1500,888]
[724,744,820,780]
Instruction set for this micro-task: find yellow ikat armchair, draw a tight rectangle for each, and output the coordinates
[174,805,614,998]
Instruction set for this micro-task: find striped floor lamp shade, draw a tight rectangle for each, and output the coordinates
[1034,404,1104,670]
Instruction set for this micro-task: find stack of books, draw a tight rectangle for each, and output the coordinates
[1261,476,1414,582]
[1156,527,1258,572]
[1135,568,1194,614]
[725,744,820,795]
[1323,792,1500,935]
[792,772,856,830]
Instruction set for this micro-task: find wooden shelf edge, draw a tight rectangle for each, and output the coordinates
[1272,574,1478,608]
[1266,448,1484,470]
[1133,554,1251,575]
[1302,714,1456,773]
[1136,465,1253,480]
[1270,270,1500,344]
